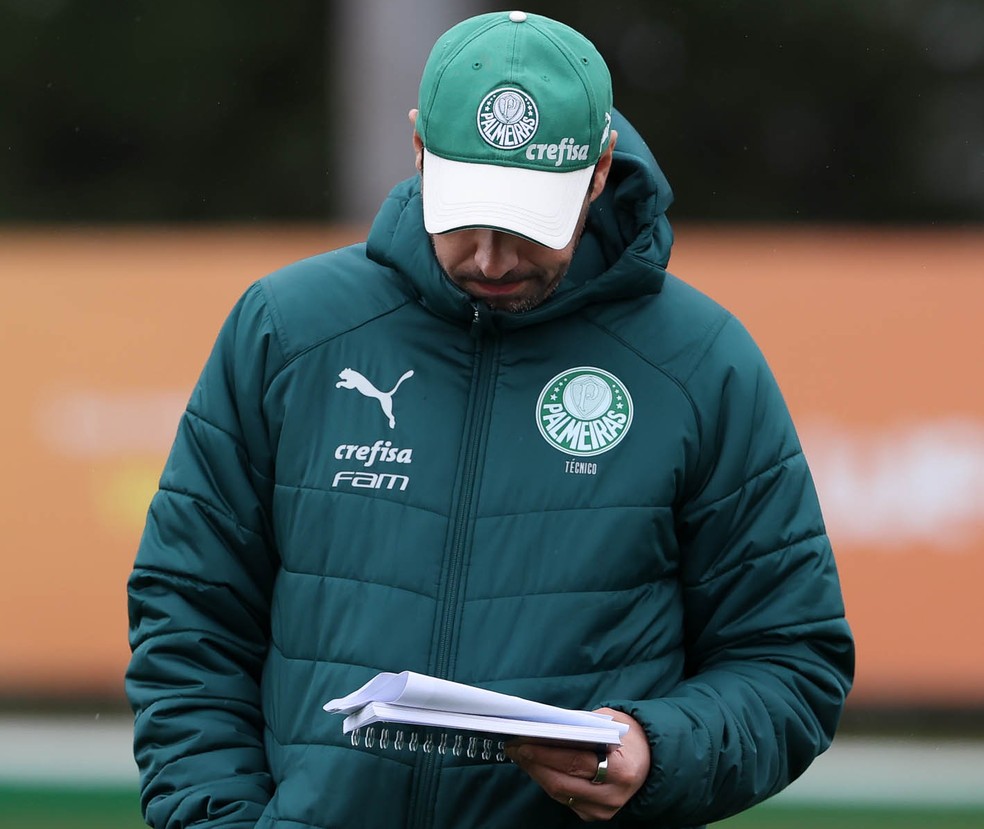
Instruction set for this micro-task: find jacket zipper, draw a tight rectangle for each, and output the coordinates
[409,308,497,829]
[438,316,495,675]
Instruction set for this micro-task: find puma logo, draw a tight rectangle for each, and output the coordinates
[336,368,414,429]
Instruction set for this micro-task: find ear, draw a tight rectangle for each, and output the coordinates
[409,109,424,173]
[588,130,618,203]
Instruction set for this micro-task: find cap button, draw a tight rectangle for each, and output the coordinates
[509,11,527,23]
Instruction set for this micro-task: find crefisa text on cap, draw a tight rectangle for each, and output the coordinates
[526,137,591,166]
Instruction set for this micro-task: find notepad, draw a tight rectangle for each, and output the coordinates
[324,671,628,761]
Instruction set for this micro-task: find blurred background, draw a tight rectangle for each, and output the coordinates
[1,0,982,827]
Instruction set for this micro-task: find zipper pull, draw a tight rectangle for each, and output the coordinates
[470,303,483,338]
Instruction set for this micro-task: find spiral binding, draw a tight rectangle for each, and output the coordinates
[350,726,507,762]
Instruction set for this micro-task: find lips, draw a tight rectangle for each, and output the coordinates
[468,280,526,296]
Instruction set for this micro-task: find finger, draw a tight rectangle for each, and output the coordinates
[515,759,626,815]
[561,791,622,823]
[508,744,632,822]
[505,742,602,780]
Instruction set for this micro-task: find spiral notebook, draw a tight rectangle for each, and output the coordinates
[324,671,628,762]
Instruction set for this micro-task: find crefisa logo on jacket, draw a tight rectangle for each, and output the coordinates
[536,367,633,457]
[333,367,415,492]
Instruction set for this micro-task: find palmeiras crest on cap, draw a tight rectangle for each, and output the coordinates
[477,87,539,150]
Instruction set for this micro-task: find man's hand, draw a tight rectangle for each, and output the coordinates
[504,708,650,822]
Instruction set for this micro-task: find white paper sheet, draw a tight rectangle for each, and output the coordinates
[323,671,628,734]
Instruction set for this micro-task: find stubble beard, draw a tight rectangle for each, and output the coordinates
[492,270,565,313]
[438,214,589,314]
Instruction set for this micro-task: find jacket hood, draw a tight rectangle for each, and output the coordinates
[366,109,674,329]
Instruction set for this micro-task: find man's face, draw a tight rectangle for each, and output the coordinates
[429,204,588,313]
[409,109,616,314]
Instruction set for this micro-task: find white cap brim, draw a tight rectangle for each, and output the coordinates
[421,148,594,250]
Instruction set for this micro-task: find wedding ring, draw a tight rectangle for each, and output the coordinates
[567,795,576,809]
[591,750,609,785]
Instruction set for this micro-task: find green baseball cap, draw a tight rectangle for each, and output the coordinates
[416,10,613,249]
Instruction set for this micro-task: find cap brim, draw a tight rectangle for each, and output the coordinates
[421,148,594,250]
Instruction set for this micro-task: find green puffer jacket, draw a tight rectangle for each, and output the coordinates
[126,112,853,829]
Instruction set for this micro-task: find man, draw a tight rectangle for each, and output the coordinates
[126,11,853,828]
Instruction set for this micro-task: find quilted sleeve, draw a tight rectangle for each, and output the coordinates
[125,282,284,829]
[610,315,854,826]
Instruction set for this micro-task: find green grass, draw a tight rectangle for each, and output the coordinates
[713,803,984,828]
[1,786,983,828]
[0,786,144,828]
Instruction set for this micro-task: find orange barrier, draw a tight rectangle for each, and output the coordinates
[1,224,982,705]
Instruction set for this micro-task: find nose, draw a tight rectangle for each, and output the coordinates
[473,230,520,280]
